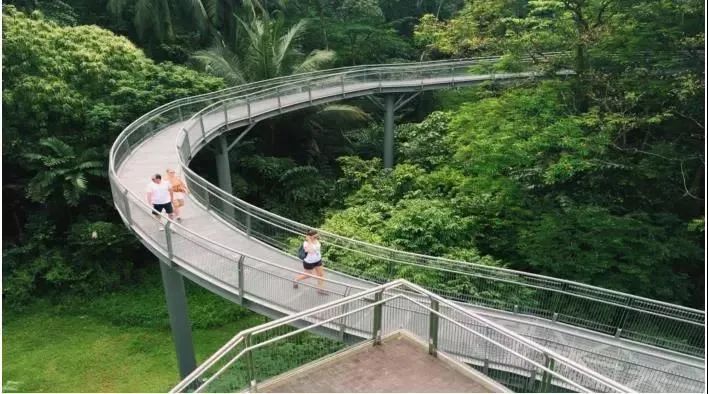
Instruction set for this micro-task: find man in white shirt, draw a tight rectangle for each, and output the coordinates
[146,174,174,229]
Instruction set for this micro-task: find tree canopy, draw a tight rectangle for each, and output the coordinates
[2,6,223,303]
[2,0,704,310]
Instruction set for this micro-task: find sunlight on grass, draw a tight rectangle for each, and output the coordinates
[2,302,265,392]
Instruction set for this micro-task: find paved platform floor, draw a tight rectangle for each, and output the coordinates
[259,336,494,393]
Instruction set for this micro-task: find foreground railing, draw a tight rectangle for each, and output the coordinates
[166,57,704,357]
[170,279,634,393]
[108,56,705,391]
[108,174,704,392]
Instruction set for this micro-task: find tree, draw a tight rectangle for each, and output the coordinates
[2,7,224,304]
[193,2,335,84]
[23,137,105,207]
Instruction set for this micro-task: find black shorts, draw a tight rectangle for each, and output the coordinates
[152,202,173,215]
[303,260,322,270]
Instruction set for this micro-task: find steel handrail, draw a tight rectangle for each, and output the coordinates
[173,178,708,326]
[395,281,634,391]
[171,59,704,324]
[174,74,705,318]
[170,280,398,393]
[172,279,634,393]
[109,56,704,361]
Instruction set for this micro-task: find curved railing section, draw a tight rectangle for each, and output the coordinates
[171,58,704,357]
[109,56,705,392]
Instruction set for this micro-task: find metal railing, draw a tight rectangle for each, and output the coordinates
[166,58,703,357]
[108,174,704,393]
[108,56,705,392]
[170,279,634,393]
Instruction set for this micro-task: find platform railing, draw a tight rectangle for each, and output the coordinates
[108,55,704,381]
[170,279,634,393]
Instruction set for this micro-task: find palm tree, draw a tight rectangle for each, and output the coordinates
[107,0,225,45]
[195,1,370,164]
[193,1,337,84]
[108,0,174,42]
[23,137,105,206]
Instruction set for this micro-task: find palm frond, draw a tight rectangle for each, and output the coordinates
[275,19,306,70]
[184,0,210,33]
[39,137,73,156]
[107,0,129,16]
[134,0,158,40]
[192,47,246,85]
[292,49,336,74]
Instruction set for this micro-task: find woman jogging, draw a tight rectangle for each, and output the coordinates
[165,168,188,220]
[293,230,327,295]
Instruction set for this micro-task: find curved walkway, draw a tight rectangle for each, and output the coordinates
[110,58,705,392]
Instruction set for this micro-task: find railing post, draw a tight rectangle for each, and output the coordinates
[244,333,256,390]
[222,101,228,126]
[199,114,206,139]
[165,221,174,261]
[340,74,345,98]
[182,134,192,160]
[178,106,184,121]
[245,206,252,238]
[551,284,565,321]
[378,71,383,92]
[237,255,245,305]
[483,326,490,374]
[276,86,282,113]
[428,298,439,356]
[450,65,455,87]
[308,82,313,104]
[247,98,252,122]
[540,354,554,393]
[339,287,352,342]
[204,187,210,211]
[526,370,537,393]
[615,298,631,338]
[372,291,383,345]
[122,189,132,226]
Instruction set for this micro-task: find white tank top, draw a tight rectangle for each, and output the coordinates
[303,241,321,264]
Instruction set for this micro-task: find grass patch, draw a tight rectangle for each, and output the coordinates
[2,266,267,392]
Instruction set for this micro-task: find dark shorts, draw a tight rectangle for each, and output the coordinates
[152,202,173,215]
[303,260,322,270]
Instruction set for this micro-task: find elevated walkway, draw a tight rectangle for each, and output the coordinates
[109,57,705,392]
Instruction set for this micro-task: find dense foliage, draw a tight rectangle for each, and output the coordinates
[2,7,224,305]
[3,0,704,312]
[318,0,705,306]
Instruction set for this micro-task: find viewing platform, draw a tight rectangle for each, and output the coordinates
[257,332,509,393]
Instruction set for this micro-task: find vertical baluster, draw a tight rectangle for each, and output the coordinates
[237,255,245,305]
[428,298,439,356]
[372,291,383,344]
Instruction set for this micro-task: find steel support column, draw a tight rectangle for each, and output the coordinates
[216,135,233,193]
[383,94,395,169]
[159,260,197,379]
[216,135,235,219]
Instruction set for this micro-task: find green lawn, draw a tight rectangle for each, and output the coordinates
[2,269,267,392]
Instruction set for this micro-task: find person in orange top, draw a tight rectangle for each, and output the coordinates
[165,168,189,221]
